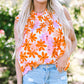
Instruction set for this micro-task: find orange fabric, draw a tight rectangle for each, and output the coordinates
[14,8,70,76]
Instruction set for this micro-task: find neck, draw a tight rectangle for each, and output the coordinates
[33,0,47,13]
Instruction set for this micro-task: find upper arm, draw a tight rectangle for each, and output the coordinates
[63,6,77,42]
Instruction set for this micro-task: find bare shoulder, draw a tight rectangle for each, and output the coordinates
[63,6,73,29]
[63,6,76,41]
[63,6,72,21]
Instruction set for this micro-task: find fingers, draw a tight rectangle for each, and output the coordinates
[57,67,63,72]
[57,66,66,72]
[57,59,67,72]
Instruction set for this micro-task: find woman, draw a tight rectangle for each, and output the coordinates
[14,0,77,84]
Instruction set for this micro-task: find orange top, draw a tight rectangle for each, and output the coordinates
[14,8,70,76]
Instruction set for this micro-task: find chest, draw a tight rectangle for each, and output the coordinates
[23,14,64,42]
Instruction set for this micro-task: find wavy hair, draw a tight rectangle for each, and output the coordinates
[13,0,71,59]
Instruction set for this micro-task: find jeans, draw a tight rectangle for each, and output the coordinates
[23,64,68,84]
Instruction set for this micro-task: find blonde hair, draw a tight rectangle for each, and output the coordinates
[13,0,71,59]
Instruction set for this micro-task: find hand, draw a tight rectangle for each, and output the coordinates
[57,55,69,73]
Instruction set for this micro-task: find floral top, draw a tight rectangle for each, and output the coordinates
[14,8,70,76]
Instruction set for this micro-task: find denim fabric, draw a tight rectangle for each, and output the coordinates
[23,64,67,84]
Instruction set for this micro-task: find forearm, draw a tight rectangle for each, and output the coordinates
[69,39,77,56]
[15,56,23,84]
[63,38,77,59]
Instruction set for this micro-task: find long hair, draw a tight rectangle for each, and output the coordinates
[13,0,71,59]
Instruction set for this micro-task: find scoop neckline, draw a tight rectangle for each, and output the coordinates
[31,8,47,16]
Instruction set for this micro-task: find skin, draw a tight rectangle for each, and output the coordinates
[15,0,77,84]
[15,49,23,84]
[33,0,47,13]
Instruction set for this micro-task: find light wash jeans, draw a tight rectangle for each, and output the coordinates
[23,64,68,84]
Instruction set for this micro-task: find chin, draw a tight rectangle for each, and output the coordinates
[36,0,47,3]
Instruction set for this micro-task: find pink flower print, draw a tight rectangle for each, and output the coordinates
[42,27,47,33]
[40,32,53,44]
[38,59,43,64]
[37,13,43,16]
[25,32,31,40]
[52,14,57,22]
[44,32,50,41]
[45,32,49,36]
[35,19,40,25]
[46,45,54,56]
[45,32,53,42]
[31,19,40,32]
[46,35,48,40]
[39,33,46,42]
[46,37,54,56]
[31,25,37,32]
[30,41,38,51]
[39,31,53,44]
[44,58,51,64]
[47,39,53,46]
[23,65,32,75]
[53,21,59,29]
